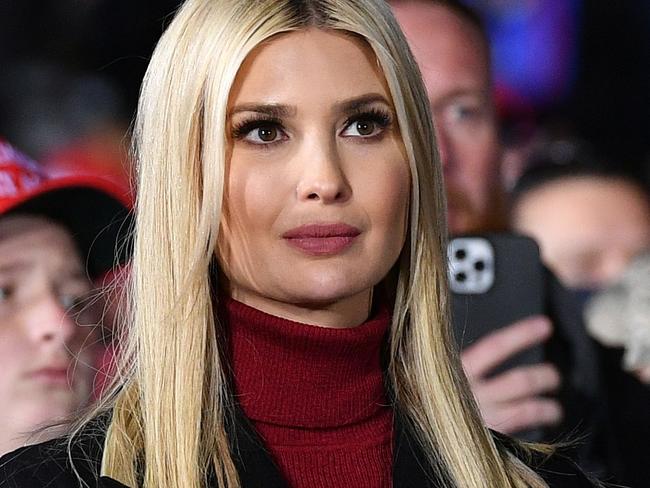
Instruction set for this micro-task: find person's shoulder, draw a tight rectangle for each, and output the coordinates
[493,431,604,488]
[0,415,110,488]
[0,437,82,487]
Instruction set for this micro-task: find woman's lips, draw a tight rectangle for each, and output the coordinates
[282,223,361,256]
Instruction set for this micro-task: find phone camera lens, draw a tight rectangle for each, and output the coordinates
[455,249,467,260]
[474,260,485,271]
[455,272,467,283]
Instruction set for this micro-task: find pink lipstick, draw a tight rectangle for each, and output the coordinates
[282,223,361,256]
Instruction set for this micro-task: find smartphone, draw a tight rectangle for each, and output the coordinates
[448,234,548,441]
[448,233,546,373]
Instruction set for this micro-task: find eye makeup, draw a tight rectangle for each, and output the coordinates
[231,115,284,140]
[342,106,393,139]
[229,102,395,146]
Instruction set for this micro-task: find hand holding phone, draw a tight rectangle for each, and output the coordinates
[461,317,562,434]
[449,234,563,437]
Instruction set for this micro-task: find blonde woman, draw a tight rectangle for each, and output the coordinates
[0,1,597,487]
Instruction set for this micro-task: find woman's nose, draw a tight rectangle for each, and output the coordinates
[295,139,352,204]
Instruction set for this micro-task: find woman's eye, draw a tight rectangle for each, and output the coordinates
[341,115,389,138]
[353,120,377,136]
[234,121,286,145]
[249,126,281,143]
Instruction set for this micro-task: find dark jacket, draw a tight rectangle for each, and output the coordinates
[0,407,599,488]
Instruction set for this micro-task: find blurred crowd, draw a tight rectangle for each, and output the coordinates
[1,0,649,487]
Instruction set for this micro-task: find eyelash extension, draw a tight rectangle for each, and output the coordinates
[231,115,283,140]
[344,107,393,132]
[230,108,394,141]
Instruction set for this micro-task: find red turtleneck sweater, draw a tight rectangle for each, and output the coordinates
[225,298,394,488]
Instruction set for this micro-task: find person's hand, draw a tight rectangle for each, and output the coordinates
[461,316,563,434]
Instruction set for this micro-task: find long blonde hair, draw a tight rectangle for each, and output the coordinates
[76,1,548,486]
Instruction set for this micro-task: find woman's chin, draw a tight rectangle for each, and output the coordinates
[283,277,373,306]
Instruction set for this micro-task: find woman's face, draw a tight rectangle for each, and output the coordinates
[218,29,410,328]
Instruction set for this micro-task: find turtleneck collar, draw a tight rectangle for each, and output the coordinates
[224,297,391,429]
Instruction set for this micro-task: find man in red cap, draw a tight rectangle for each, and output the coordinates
[0,139,130,456]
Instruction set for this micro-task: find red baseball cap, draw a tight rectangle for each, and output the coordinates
[0,138,133,278]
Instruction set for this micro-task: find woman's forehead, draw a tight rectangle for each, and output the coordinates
[228,28,392,110]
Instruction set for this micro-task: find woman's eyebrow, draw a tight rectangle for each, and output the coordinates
[334,93,392,113]
[229,103,296,118]
[229,94,392,118]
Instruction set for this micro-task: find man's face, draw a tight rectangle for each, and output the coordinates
[392,1,503,234]
[0,215,99,454]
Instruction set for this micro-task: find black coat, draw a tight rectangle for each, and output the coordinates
[0,407,598,488]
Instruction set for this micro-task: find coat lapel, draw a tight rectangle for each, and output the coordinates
[223,405,445,488]
[224,406,288,488]
[96,407,444,488]
[392,412,449,488]
[99,477,131,488]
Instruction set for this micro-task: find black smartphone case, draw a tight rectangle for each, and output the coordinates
[449,233,546,373]
[449,233,547,441]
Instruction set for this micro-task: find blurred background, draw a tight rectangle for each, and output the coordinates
[1,0,649,188]
[1,3,649,483]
